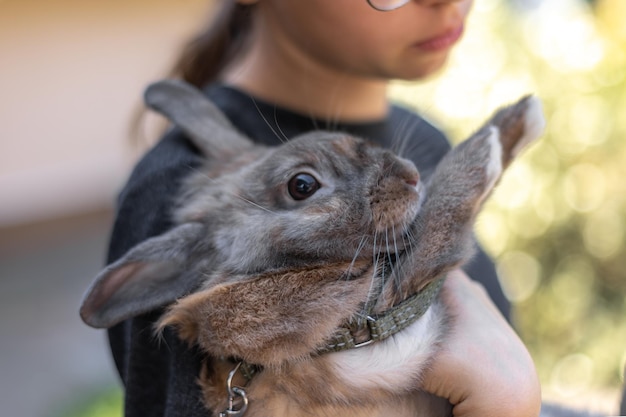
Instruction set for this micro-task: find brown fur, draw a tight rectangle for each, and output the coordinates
[160,260,375,365]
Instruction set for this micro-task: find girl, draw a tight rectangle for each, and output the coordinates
[106,1,541,416]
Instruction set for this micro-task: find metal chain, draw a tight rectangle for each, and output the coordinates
[219,362,249,417]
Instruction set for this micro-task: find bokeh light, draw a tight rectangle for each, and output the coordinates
[392,0,626,411]
[551,353,595,398]
[497,250,541,302]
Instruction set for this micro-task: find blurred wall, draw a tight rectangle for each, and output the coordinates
[0,1,209,416]
[0,0,209,227]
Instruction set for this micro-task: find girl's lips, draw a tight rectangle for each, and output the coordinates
[414,25,464,52]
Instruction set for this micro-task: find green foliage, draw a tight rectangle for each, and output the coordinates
[55,386,123,417]
[391,0,626,408]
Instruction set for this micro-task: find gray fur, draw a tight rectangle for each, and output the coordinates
[79,222,208,328]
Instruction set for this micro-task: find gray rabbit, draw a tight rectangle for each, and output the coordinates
[80,80,598,416]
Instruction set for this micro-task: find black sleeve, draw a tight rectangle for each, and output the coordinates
[463,241,511,320]
[105,129,212,417]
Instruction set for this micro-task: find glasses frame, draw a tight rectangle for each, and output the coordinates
[366,0,411,11]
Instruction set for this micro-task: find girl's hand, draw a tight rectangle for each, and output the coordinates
[422,270,542,417]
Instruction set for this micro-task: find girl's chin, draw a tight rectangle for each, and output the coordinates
[396,54,451,81]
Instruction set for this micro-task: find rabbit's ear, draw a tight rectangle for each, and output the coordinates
[80,223,207,329]
[144,79,254,158]
[484,95,545,167]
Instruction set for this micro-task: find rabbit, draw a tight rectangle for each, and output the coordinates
[80,80,560,416]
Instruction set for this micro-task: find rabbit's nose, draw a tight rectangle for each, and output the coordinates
[381,151,420,186]
[395,159,420,187]
[404,175,419,187]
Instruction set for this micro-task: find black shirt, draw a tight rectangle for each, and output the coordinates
[105,84,510,417]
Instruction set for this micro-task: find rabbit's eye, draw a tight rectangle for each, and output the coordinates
[288,173,320,200]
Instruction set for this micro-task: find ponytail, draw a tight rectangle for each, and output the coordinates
[171,1,255,87]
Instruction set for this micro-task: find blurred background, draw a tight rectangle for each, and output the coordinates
[1,0,624,416]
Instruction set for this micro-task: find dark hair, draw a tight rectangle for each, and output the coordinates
[170,1,255,87]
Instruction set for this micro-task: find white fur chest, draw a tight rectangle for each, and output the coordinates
[327,301,446,393]
[247,301,450,417]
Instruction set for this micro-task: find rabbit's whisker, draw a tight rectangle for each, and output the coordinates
[251,98,289,144]
[186,165,278,215]
[346,234,369,281]
[273,107,289,144]
[372,230,386,289]
[391,225,405,292]
[235,194,277,214]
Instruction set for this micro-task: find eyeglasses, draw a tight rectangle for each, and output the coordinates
[367,0,411,11]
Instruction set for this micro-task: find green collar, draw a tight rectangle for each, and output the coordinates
[319,275,446,354]
[238,275,446,381]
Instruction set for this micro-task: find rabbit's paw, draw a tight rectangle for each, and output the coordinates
[490,95,545,165]
[510,95,544,159]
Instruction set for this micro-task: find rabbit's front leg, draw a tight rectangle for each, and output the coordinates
[390,96,544,301]
[383,127,503,304]
[159,260,374,367]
